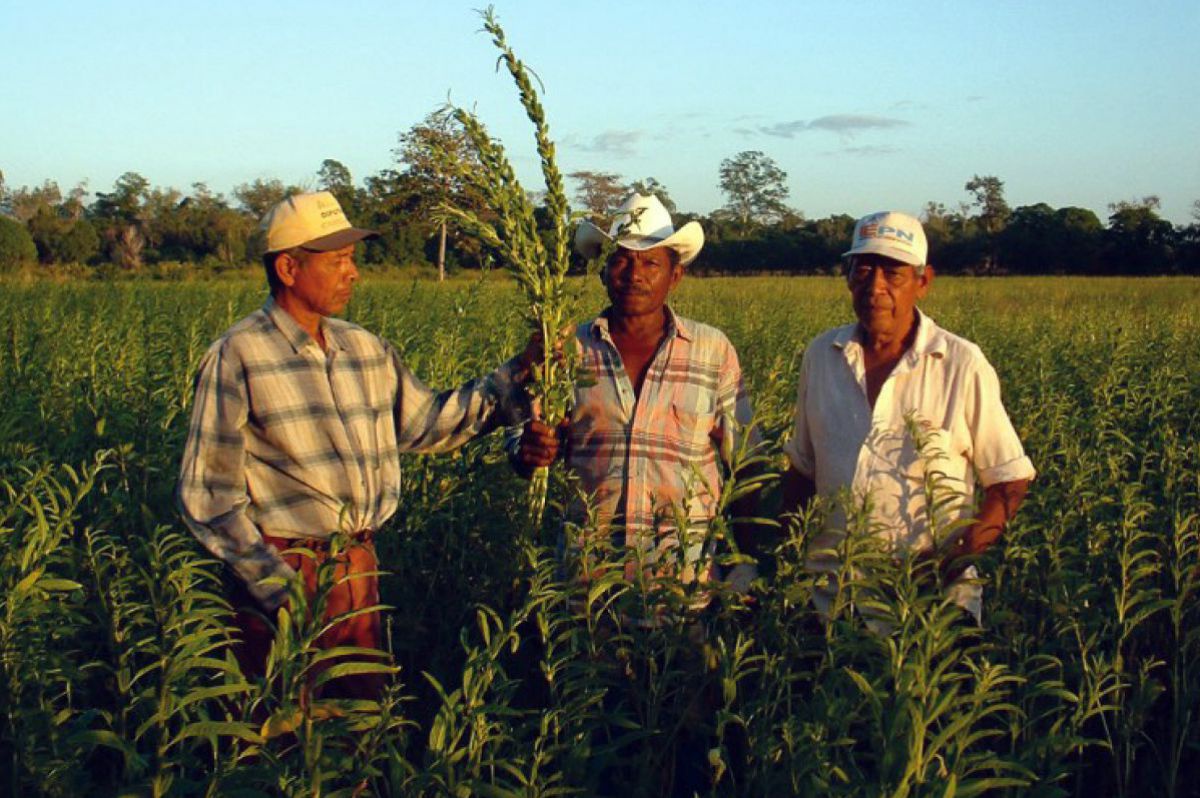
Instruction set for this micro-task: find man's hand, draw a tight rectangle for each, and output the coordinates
[516,323,575,380]
[918,478,1030,585]
[515,419,565,476]
[724,563,759,596]
[915,539,969,585]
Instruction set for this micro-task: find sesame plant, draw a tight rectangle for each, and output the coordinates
[431,6,581,527]
[1,112,1200,798]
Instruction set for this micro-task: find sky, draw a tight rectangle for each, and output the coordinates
[2,0,1198,223]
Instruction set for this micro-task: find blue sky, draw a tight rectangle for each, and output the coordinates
[2,0,1198,223]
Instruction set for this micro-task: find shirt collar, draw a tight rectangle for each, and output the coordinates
[263,296,342,354]
[831,307,946,361]
[590,304,693,343]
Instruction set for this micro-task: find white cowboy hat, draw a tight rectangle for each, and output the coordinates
[574,193,704,266]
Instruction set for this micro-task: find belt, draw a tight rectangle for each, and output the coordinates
[263,529,376,553]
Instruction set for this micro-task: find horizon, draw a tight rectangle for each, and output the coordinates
[3,1,1198,224]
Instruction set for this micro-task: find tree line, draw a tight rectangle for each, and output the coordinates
[2,115,1197,277]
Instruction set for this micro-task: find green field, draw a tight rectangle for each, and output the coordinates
[2,276,1199,797]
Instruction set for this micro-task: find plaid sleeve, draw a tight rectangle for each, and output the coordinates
[714,338,760,467]
[176,340,295,611]
[390,345,530,454]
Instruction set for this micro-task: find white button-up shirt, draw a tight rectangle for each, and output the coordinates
[783,309,1035,620]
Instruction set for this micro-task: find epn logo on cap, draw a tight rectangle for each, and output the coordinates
[260,191,378,254]
[844,211,928,267]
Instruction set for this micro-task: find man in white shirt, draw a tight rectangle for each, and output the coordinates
[779,211,1035,622]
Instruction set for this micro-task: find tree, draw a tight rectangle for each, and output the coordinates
[964,174,1011,235]
[0,215,37,271]
[113,224,145,270]
[962,175,1011,273]
[568,170,626,222]
[56,218,101,264]
[627,177,676,214]
[1104,196,1174,274]
[394,110,490,280]
[233,178,295,220]
[317,159,360,221]
[154,184,253,265]
[92,172,149,223]
[89,173,152,267]
[718,151,790,227]
[5,180,63,223]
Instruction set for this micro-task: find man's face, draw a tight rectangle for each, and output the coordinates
[602,246,682,318]
[847,254,933,339]
[280,244,360,317]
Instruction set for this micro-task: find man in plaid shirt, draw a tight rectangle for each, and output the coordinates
[513,194,760,594]
[177,191,534,697]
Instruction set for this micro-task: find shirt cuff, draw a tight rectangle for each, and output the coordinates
[977,455,1036,488]
[782,437,815,478]
[490,356,533,427]
[237,541,298,612]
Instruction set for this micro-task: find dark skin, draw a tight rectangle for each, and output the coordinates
[517,245,683,479]
[517,245,762,559]
[271,245,543,370]
[264,244,544,617]
[780,253,1030,581]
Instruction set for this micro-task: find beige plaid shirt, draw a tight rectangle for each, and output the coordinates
[178,297,526,609]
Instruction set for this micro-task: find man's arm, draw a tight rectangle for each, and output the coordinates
[940,353,1036,581]
[390,341,536,455]
[176,342,295,611]
[940,478,1029,581]
[778,347,817,530]
[779,465,818,523]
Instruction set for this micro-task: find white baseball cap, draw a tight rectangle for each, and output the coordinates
[844,211,927,266]
[260,191,378,254]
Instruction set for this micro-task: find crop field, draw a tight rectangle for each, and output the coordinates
[1,275,1198,797]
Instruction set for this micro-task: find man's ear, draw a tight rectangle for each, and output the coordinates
[916,263,935,298]
[275,251,301,289]
[667,261,684,293]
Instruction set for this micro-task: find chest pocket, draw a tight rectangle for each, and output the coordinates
[669,399,716,459]
[898,421,963,492]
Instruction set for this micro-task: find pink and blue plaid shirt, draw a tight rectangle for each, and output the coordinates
[518,307,756,570]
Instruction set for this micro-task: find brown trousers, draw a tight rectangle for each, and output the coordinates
[230,533,386,700]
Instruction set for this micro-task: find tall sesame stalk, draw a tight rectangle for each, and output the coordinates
[435,7,577,526]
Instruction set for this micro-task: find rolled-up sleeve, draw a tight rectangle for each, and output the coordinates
[965,357,1036,487]
[176,341,294,611]
[782,349,816,478]
[391,345,530,454]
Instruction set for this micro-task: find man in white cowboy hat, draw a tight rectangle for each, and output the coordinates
[177,191,539,697]
[512,193,761,592]
[779,210,1035,624]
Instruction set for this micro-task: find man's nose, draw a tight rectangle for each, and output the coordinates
[629,261,652,282]
[869,266,888,292]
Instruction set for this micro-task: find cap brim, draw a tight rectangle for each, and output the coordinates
[842,240,923,266]
[300,227,380,252]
